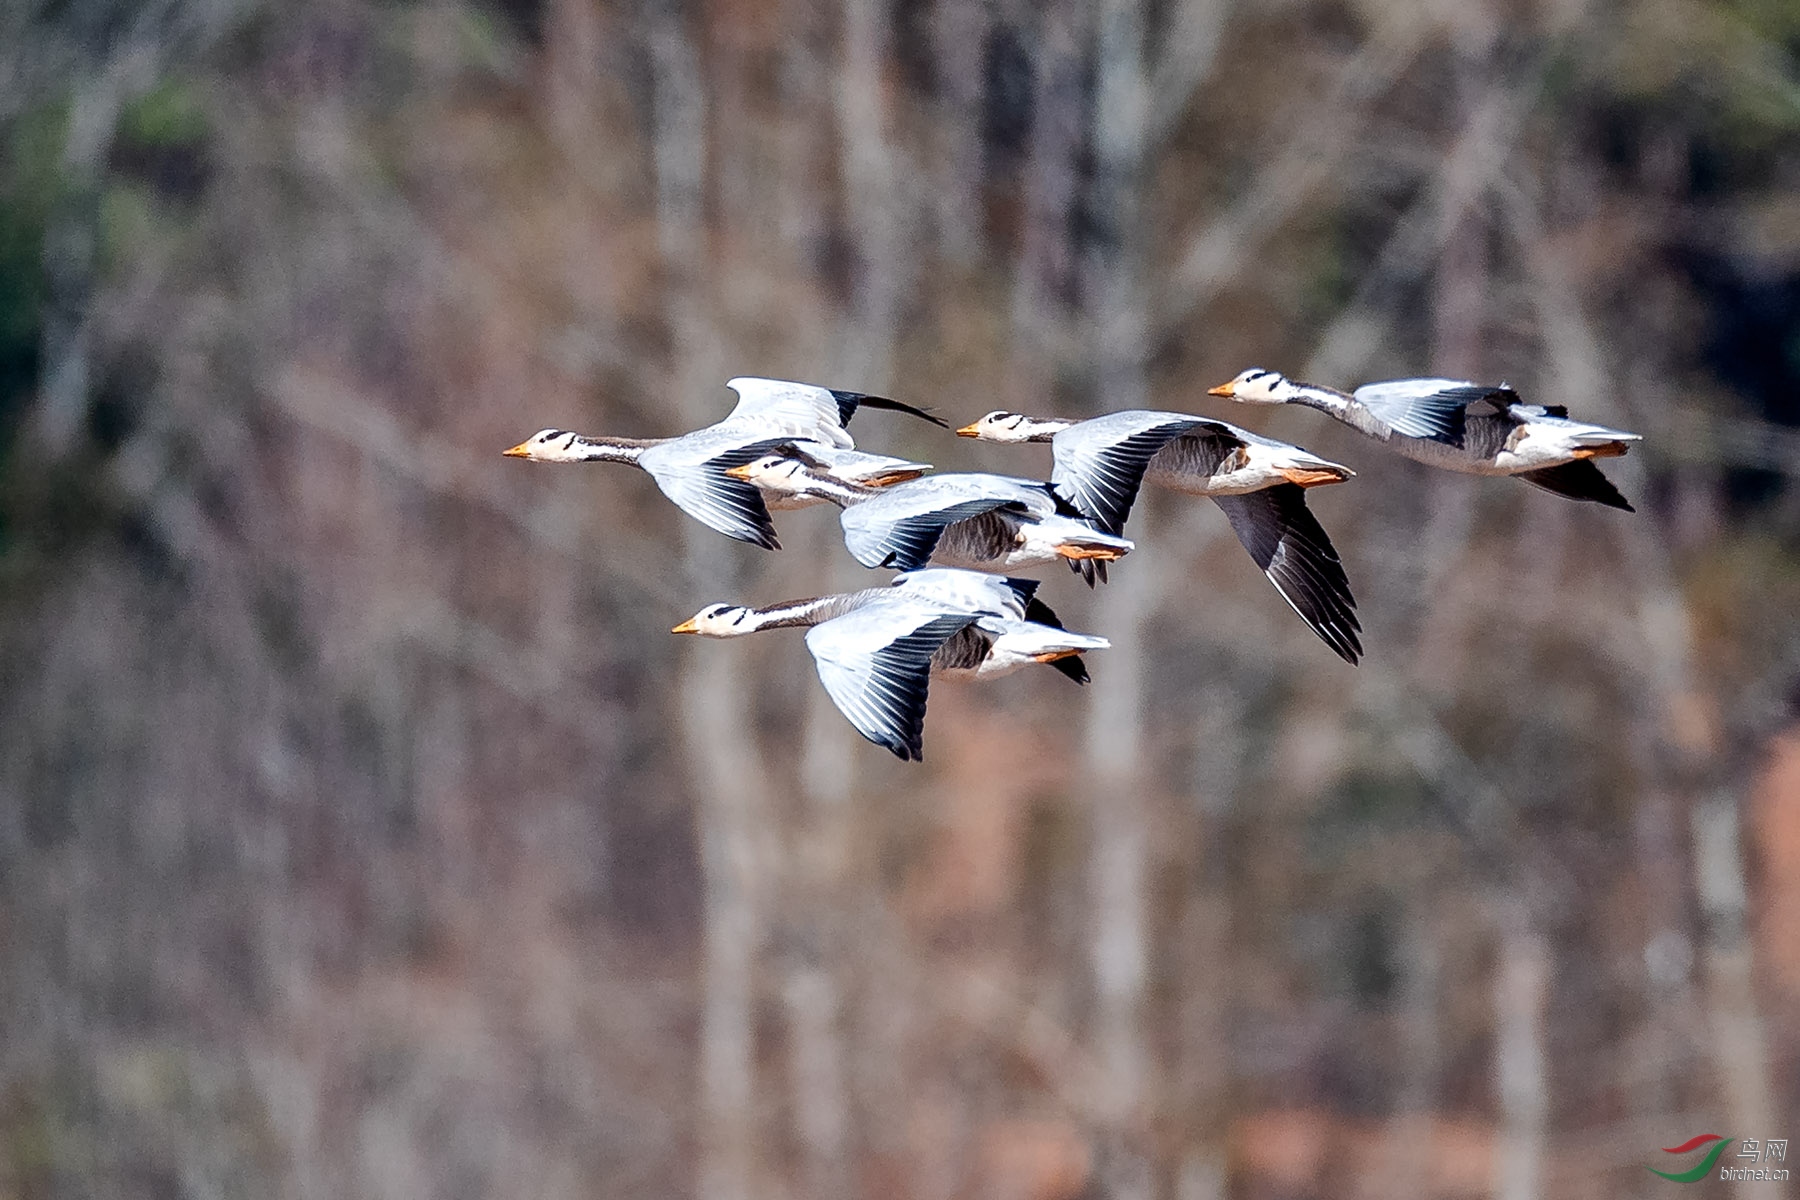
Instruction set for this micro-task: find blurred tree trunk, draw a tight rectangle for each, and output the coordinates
[779,0,854,1187]
[1371,911,1443,1197]
[1083,0,1153,1195]
[1493,902,1549,1200]
[1411,22,1493,687]
[774,1,918,1192]
[931,0,988,263]
[1175,686,1242,1200]
[648,6,773,1199]
[1692,795,1783,1200]
[1010,0,1084,385]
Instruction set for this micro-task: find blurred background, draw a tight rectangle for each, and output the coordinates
[2,0,1798,1197]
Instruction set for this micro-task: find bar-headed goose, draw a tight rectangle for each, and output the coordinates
[724,451,1134,582]
[502,377,945,547]
[957,410,1362,664]
[1207,369,1642,510]
[671,569,1109,759]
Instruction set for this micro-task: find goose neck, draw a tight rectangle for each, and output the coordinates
[1021,418,1075,442]
[744,595,850,630]
[573,435,660,463]
[1283,381,1355,417]
[802,473,880,508]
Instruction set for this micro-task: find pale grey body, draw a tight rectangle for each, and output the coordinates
[728,456,1135,578]
[1208,369,1642,510]
[672,567,1109,760]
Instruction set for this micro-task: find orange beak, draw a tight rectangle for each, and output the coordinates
[723,464,756,481]
[671,617,700,634]
[1032,649,1082,663]
[502,441,533,458]
[1206,382,1236,398]
[955,422,982,438]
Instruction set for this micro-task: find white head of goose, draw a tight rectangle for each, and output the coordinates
[958,406,1361,663]
[955,411,1079,444]
[724,451,1135,584]
[1206,368,1304,406]
[671,571,1109,759]
[505,428,641,463]
[1208,368,1643,510]
[501,377,946,548]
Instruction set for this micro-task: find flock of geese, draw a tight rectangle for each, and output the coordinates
[505,372,1642,760]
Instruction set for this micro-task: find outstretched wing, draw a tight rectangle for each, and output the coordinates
[805,604,979,761]
[1518,461,1634,511]
[841,474,1051,571]
[1352,378,1508,447]
[1051,411,1227,535]
[891,568,1037,618]
[637,433,791,550]
[1211,485,1362,664]
[724,377,945,434]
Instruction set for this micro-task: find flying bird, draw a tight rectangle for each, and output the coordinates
[1207,369,1641,511]
[503,377,945,548]
[725,450,1134,582]
[958,409,1362,663]
[672,569,1110,759]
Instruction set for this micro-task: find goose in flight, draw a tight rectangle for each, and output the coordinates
[725,451,1135,581]
[671,569,1110,759]
[1207,369,1642,511]
[502,377,945,548]
[957,410,1362,664]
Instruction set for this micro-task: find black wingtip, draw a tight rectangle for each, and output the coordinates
[831,390,951,430]
[739,508,781,551]
[719,511,780,551]
[1044,654,1090,685]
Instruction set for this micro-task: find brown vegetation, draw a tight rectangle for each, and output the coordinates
[1,0,1797,1197]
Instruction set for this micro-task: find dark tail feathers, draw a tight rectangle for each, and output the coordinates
[1043,654,1089,685]
[1519,461,1635,511]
